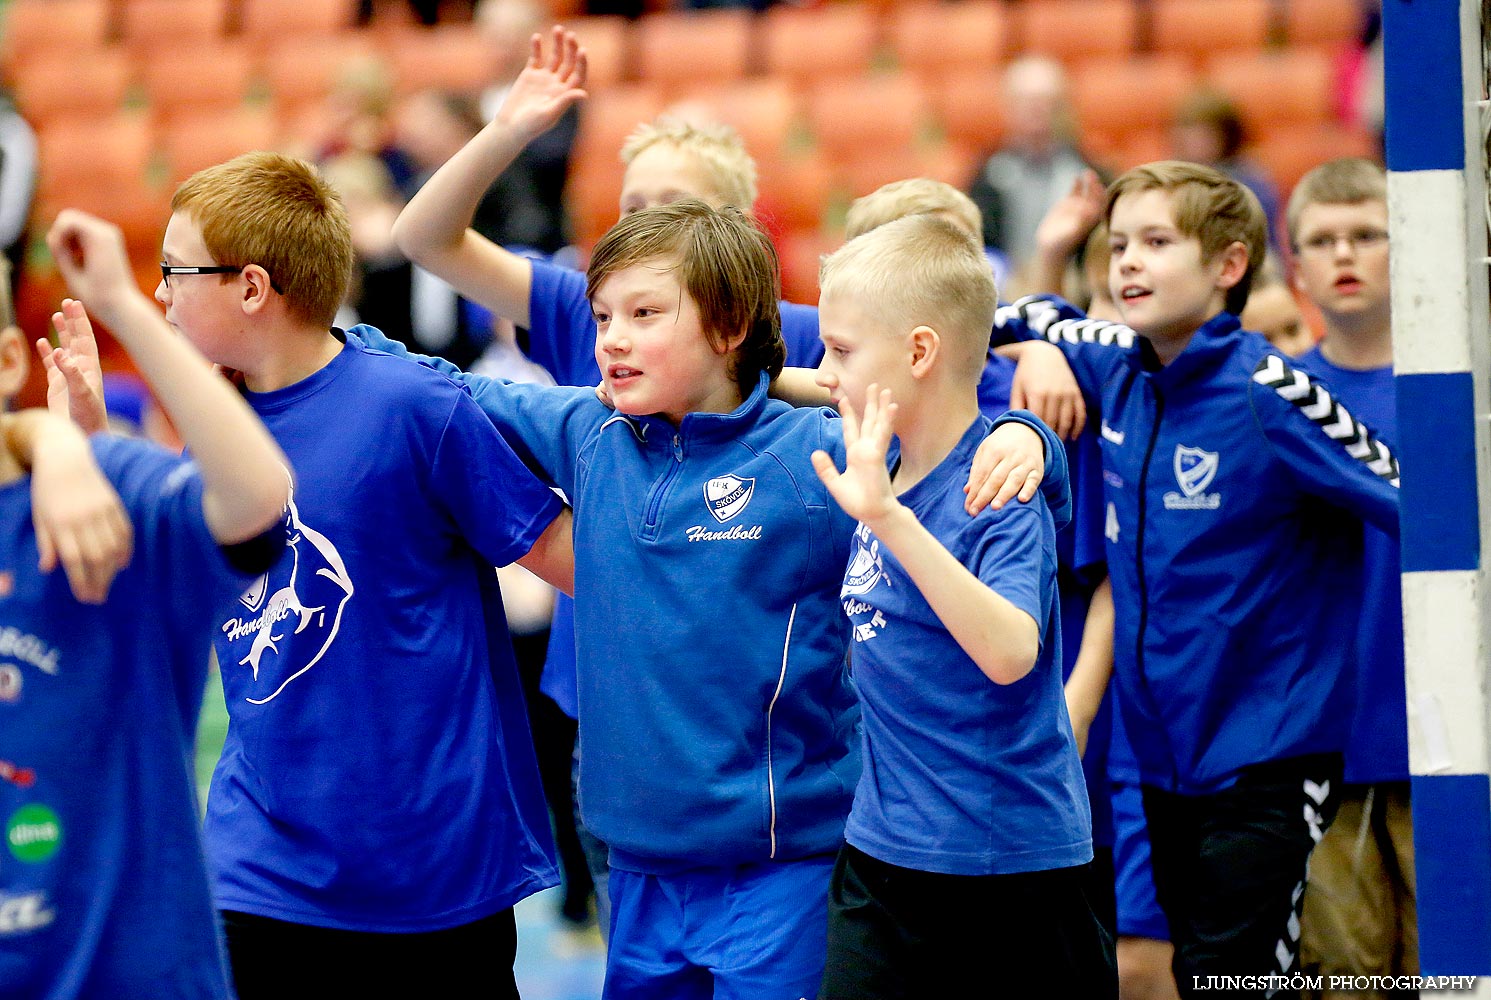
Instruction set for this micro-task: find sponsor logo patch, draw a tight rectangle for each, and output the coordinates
[0,891,55,934]
[7,804,60,863]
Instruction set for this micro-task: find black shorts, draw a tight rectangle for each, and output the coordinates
[221,906,519,1000]
[818,843,1118,1000]
[1142,752,1344,999]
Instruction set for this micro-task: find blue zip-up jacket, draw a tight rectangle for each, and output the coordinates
[346,325,1067,868]
[997,299,1400,794]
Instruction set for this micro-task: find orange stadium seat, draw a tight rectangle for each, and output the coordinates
[11,50,135,126]
[261,35,383,117]
[1071,55,1195,149]
[633,9,753,95]
[33,114,167,254]
[1016,0,1140,63]
[385,24,492,96]
[927,67,1008,154]
[1284,0,1371,47]
[760,4,880,88]
[1151,0,1273,62]
[568,15,633,90]
[1,0,112,72]
[835,141,980,201]
[141,43,257,125]
[1251,122,1377,193]
[683,78,803,169]
[755,149,837,234]
[120,0,229,52]
[570,82,666,166]
[564,156,622,250]
[777,226,837,306]
[1206,49,1336,129]
[805,73,932,162]
[160,107,280,184]
[240,0,358,46]
[885,1,1008,79]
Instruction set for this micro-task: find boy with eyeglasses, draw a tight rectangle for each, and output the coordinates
[1287,158,1415,999]
[53,151,576,999]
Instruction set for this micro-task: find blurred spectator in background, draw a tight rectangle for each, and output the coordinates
[309,53,417,192]
[323,150,493,370]
[473,0,576,254]
[967,56,1097,274]
[1169,88,1283,251]
[0,92,36,298]
[1241,255,1313,357]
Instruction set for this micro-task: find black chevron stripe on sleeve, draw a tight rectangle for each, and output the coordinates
[1251,353,1400,487]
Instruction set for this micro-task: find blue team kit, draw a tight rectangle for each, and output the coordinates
[0,438,267,1000]
[204,341,564,933]
[999,296,1400,794]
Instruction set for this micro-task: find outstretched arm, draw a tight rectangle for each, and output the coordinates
[47,211,289,545]
[391,26,587,329]
[812,387,1040,685]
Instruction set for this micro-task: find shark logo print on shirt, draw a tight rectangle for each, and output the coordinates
[219,490,354,704]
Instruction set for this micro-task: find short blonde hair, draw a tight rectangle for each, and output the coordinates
[587,200,784,394]
[173,152,354,328]
[1105,160,1267,315]
[619,115,758,212]
[843,178,983,241]
[1285,157,1387,245]
[819,213,996,383]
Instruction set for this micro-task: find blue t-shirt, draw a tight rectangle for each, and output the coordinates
[0,437,261,1000]
[1296,348,1405,783]
[203,340,565,932]
[841,417,1092,876]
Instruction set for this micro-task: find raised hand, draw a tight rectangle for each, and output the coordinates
[46,211,136,327]
[811,385,901,526]
[494,25,589,142]
[34,298,108,434]
[1033,168,1107,264]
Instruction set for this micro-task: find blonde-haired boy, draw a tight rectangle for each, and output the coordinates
[1001,160,1400,990]
[843,177,982,242]
[618,114,758,216]
[810,213,1116,998]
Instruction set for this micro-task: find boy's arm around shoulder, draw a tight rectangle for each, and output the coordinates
[349,323,597,496]
[1248,350,1399,535]
[427,382,575,593]
[965,409,1071,528]
[995,294,1138,435]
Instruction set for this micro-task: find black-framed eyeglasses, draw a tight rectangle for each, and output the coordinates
[159,263,242,288]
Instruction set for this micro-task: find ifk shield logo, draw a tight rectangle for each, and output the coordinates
[1173,445,1219,498]
[704,475,755,523]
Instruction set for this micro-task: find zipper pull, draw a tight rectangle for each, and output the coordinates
[672,433,683,461]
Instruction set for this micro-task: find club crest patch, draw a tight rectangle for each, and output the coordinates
[1173,445,1219,498]
[705,475,755,523]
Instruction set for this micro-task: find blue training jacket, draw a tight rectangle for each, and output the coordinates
[997,299,1400,794]
[346,325,1066,868]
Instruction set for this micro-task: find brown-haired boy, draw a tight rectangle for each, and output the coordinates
[54,151,575,998]
[1002,161,1400,993]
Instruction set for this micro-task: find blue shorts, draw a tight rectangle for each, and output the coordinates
[1111,776,1171,942]
[604,855,835,1000]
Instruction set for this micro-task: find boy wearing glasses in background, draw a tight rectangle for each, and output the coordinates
[56,151,576,999]
[1288,158,1417,997]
